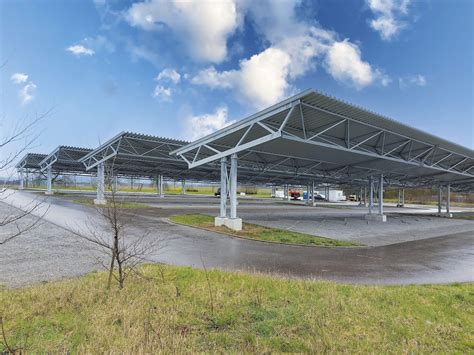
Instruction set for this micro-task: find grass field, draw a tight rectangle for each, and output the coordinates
[170,214,359,247]
[0,265,472,353]
[72,197,151,209]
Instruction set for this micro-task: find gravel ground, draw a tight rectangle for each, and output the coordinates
[1,190,473,288]
[0,203,102,288]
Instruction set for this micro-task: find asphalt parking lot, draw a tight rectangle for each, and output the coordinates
[1,189,473,287]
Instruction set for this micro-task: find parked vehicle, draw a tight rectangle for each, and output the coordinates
[215,188,221,197]
[289,190,301,200]
[314,193,325,200]
[348,194,358,201]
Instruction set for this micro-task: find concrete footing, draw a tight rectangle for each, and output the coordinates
[365,214,387,222]
[214,217,243,231]
[434,212,453,218]
[93,199,107,205]
[214,216,227,227]
[45,191,54,195]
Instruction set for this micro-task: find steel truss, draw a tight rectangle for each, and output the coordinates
[172,90,474,192]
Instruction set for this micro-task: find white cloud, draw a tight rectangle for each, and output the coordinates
[152,85,172,101]
[191,67,234,89]
[399,74,426,88]
[183,106,235,140]
[325,40,389,89]
[19,82,37,104]
[192,30,388,107]
[192,48,293,108]
[366,0,411,40]
[156,68,181,84]
[126,0,239,63]
[10,73,28,84]
[66,44,95,56]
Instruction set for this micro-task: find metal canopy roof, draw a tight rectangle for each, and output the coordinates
[77,131,357,186]
[15,153,48,172]
[40,146,93,174]
[172,89,474,191]
[78,131,224,181]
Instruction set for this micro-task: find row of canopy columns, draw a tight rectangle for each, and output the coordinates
[437,184,452,217]
[365,174,387,222]
[215,154,242,231]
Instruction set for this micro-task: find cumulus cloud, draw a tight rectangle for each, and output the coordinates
[192,47,293,108]
[366,0,411,40]
[126,0,239,63]
[399,74,426,88]
[10,73,28,84]
[152,68,181,101]
[192,23,388,107]
[156,68,181,84]
[10,72,36,104]
[19,82,37,104]
[66,44,95,56]
[183,106,235,140]
[152,85,172,101]
[325,40,390,89]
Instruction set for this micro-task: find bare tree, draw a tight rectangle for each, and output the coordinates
[70,162,156,289]
[0,108,51,245]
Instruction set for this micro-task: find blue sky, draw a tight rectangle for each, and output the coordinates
[1,0,473,161]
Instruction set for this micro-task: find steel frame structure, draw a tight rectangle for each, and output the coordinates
[172,89,474,228]
[172,89,473,190]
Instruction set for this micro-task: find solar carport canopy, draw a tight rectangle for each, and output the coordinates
[78,131,350,185]
[79,132,225,181]
[40,146,93,174]
[16,153,47,172]
[171,89,474,190]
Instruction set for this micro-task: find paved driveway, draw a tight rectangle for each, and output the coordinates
[0,189,473,287]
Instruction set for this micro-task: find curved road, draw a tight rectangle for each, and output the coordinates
[1,189,473,286]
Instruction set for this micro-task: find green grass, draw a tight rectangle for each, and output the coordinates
[170,214,359,247]
[73,197,151,209]
[0,265,472,353]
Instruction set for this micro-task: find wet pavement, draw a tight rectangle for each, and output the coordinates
[1,189,473,287]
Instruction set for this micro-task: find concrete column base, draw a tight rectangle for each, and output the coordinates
[158,194,165,198]
[224,218,242,231]
[214,216,227,227]
[45,191,54,195]
[434,212,453,218]
[94,199,107,205]
[365,214,387,222]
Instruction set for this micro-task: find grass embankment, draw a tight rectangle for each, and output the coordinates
[0,265,472,353]
[73,197,151,209]
[170,214,359,247]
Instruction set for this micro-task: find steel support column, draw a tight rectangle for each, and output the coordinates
[181,179,186,195]
[94,162,106,205]
[219,157,227,218]
[19,168,24,190]
[438,187,442,213]
[230,154,237,219]
[368,177,373,214]
[305,184,310,205]
[378,174,384,216]
[312,180,315,206]
[446,184,451,214]
[159,175,164,197]
[45,166,53,195]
